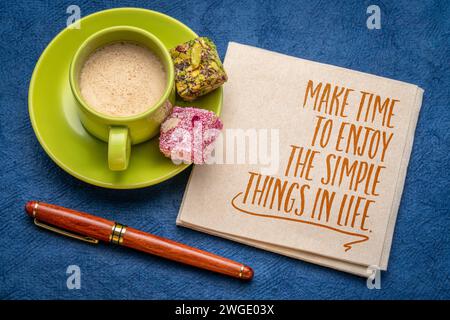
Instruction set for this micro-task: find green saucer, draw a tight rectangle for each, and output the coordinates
[28,8,222,189]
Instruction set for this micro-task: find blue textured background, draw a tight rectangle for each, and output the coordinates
[0,0,449,300]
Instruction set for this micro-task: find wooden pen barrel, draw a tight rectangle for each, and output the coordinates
[25,201,253,280]
[123,227,254,280]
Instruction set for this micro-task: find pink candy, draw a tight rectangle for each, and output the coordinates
[159,107,223,164]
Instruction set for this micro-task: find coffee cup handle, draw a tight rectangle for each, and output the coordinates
[108,126,131,171]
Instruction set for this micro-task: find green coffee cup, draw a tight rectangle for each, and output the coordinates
[69,26,175,171]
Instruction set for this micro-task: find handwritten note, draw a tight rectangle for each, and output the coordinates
[231,80,402,252]
[178,43,423,276]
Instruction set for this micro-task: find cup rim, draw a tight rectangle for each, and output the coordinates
[69,25,174,122]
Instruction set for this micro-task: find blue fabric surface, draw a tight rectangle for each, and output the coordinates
[0,0,449,300]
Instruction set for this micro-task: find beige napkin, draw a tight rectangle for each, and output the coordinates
[177,42,423,276]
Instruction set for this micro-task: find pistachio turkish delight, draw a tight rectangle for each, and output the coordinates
[170,37,227,101]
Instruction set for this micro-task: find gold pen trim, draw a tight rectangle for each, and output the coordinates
[32,202,39,218]
[239,265,244,278]
[109,222,127,245]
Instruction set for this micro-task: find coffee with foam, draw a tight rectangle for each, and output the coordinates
[79,42,166,117]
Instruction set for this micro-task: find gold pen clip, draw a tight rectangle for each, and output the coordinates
[34,219,99,244]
